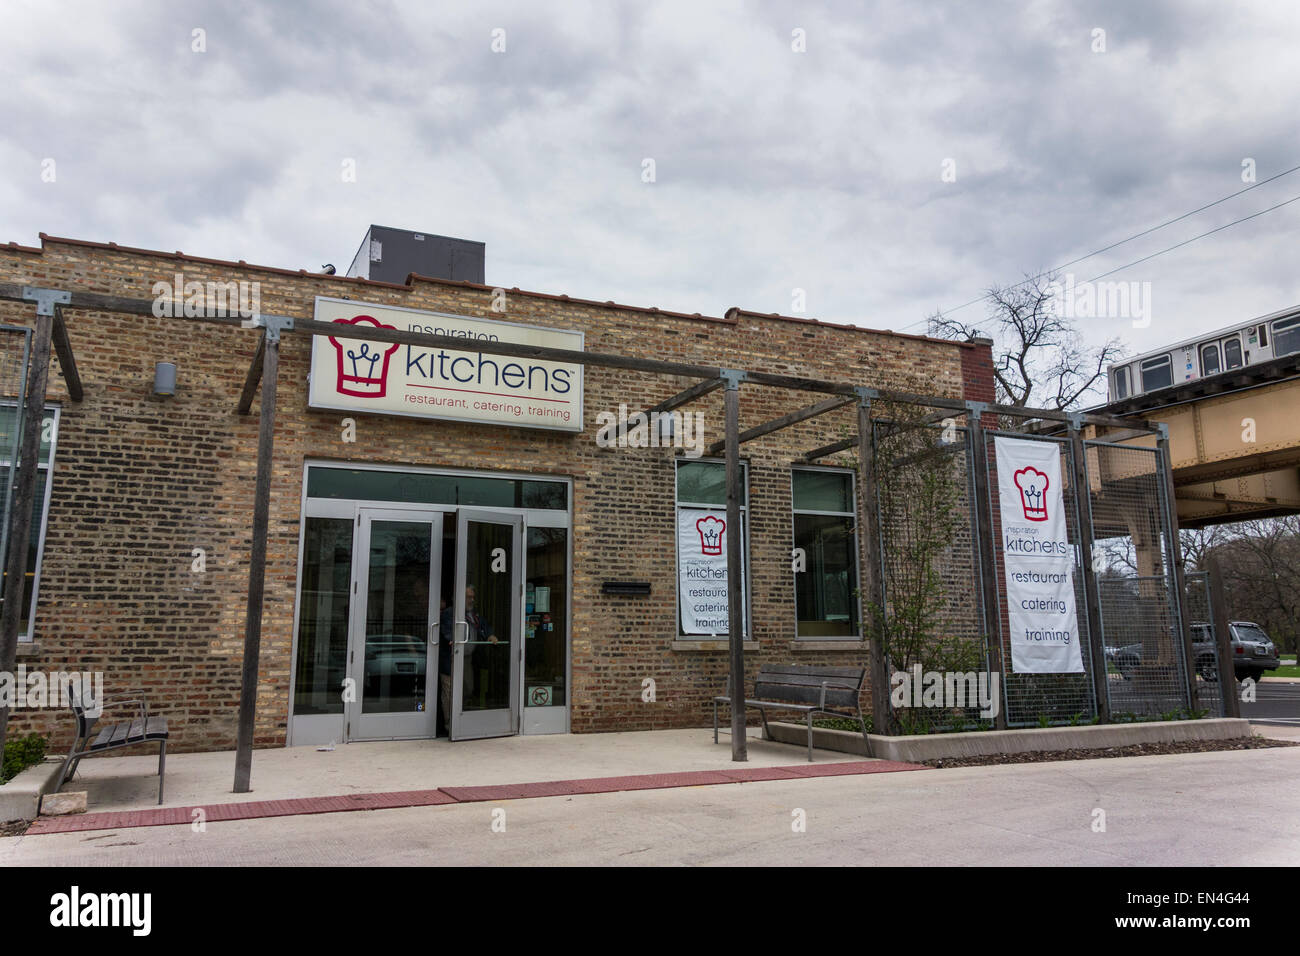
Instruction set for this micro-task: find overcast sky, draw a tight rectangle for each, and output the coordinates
[3,0,1298,360]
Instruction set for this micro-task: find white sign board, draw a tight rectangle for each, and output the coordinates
[308,297,584,432]
[994,437,1084,674]
[677,508,746,636]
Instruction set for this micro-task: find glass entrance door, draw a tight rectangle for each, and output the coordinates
[451,509,523,740]
[347,509,442,740]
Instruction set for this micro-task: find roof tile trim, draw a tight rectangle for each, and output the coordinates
[11,233,977,348]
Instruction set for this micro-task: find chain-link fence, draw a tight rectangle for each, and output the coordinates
[986,430,1100,727]
[868,408,1199,734]
[1083,440,1194,719]
[873,408,992,734]
[1182,570,1226,717]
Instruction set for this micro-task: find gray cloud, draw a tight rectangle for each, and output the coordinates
[1,0,1296,360]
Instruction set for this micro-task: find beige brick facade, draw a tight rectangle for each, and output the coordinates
[0,235,994,753]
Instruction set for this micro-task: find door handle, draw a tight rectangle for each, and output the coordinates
[455,621,469,645]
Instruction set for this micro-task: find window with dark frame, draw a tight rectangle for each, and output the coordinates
[1141,355,1173,392]
[791,468,859,639]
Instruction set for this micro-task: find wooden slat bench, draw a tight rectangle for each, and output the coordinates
[54,686,169,805]
[714,664,869,761]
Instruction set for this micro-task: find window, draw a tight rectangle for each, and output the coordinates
[0,404,59,642]
[307,467,568,510]
[1223,337,1243,370]
[1113,367,1130,400]
[791,468,858,638]
[1200,344,1220,377]
[1272,316,1300,358]
[1140,355,1173,392]
[675,460,748,637]
[1258,324,1268,348]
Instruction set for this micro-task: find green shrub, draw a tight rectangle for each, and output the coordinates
[1,733,47,784]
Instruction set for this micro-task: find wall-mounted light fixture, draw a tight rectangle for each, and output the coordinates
[153,362,177,397]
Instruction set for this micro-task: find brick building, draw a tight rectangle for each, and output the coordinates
[0,230,994,753]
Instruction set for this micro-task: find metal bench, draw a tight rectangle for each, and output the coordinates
[714,664,869,761]
[55,685,169,804]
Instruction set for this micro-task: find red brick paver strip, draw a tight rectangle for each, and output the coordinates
[25,759,926,834]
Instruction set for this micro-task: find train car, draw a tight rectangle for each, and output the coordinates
[1108,304,1300,402]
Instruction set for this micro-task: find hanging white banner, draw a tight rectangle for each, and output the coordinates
[994,436,1084,674]
[677,508,745,636]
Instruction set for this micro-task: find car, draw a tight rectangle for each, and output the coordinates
[1107,621,1280,682]
[364,635,429,692]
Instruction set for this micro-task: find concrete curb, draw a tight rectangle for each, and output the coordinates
[766,717,1254,762]
[0,757,65,822]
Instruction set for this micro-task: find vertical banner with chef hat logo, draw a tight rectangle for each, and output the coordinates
[994,436,1084,673]
[677,508,746,636]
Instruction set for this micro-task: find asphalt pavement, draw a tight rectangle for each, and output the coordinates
[1242,679,1300,727]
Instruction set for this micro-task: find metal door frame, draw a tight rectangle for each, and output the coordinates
[450,508,524,741]
[346,507,443,741]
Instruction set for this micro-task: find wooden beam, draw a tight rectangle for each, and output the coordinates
[0,310,52,753]
[233,332,279,793]
[50,306,83,402]
[0,282,1162,431]
[237,334,267,416]
[801,436,858,462]
[647,378,724,415]
[705,394,854,457]
[725,380,747,762]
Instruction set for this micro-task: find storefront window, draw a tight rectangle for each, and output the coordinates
[792,468,858,638]
[293,517,353,716]
[676,460,748,637]
[524,527,567,707]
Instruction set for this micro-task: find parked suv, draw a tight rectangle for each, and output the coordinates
[1107,620,1280,683]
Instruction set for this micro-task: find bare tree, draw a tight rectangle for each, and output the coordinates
[1207,516,1300,656]
[928,271,1124,409]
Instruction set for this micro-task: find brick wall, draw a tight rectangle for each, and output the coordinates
[0,235,993,752]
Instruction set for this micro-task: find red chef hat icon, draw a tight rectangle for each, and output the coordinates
[329,315,399,398]
[696,515,726,555]
[1013,466,1049,522]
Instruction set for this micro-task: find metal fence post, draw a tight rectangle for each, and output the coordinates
[1155,424,1199,713]
[856,390,889,735]
[966,404,1008,730]
[1069,424,1111,723]
[723,370,747,762]
[1205,554,1241,719]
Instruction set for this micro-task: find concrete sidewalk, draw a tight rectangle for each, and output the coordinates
[53,728,862,814]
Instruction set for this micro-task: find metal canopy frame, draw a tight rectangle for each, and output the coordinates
[0,280,1163,782]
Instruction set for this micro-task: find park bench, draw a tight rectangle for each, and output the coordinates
[713,664,869,761]
[54,685,169,805]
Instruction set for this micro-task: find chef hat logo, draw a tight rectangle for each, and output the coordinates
[696,515,726,555]
[1013,466,1049,522]
[329,315,400,398]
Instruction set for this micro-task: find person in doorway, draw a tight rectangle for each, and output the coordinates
[464,585,497,644]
